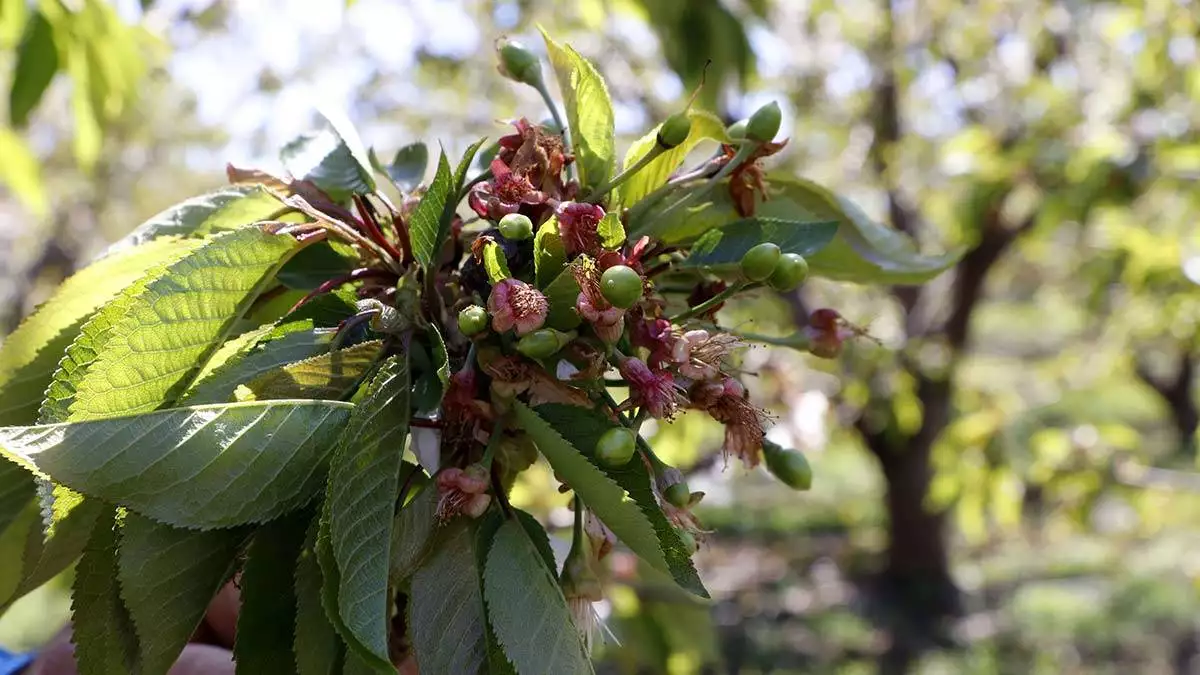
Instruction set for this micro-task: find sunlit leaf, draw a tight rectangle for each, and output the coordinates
[483,241,512,283]
[0,127,46,215]
[240,340,382,401]
[540,28,615,191]
[41,225,312,421]
[104,186,283,255]
[409,150,453,268]
[0,237,203,426]
[0,400,353,529]
[616,110,729,209]
[512,401,668,573]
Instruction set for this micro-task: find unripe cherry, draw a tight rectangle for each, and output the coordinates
[496,39,543,88]
[657,112,692,149]
[498,212,533,241]
[763,442,813,491]
[458,305,489,336]
[599,265,643,309]
[515,328,568,359]
[768,253,809,291]
[740,242,782,282]
[594,427,636,467]
[746,101,782,142]
[663,481,691,509]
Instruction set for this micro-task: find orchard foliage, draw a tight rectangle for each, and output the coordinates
[0,31,958,674]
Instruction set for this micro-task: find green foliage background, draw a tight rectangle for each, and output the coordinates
[1,0,1198,673]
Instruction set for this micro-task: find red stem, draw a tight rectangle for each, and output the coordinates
[288,267,398,313]
[354,195,405,263]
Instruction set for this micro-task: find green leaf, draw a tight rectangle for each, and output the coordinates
[512,401,667,573]
[388,485,437,586]
[0,400,353,529]
[0,237,202,426]
[683,218,838,269]
[184,329,334,405]
[295,519,344,675]
[597,212,624,249]
[326,356,411,665]
[542,269,582,331]
[70,510,139,675]
[513,509,557,576]
[0,501,36,602]
[0,0,28,48]
[534,404,708,597]
[533,217,566,289]
[236,511,311,675]
[633,175,961,283]
[474,512,518,675]
[104,186,283,255]
[409,150,453,268]
[388,142,429,190]
[449,139,488,200]
[483,518,593,675]
[8,10,57,128]
[276,240,359,291]
[540,28,615,191]
[64,43,101,171]
[0,127,46,215]
[118,513,244,675]
[409,520,491,675]
[807,188,964,284]
[483,241,513,283]
[315,498,388,672]
[240,340,383,401]
[281,106,376,201]
[1,494,105,609]
[615,109,729,209]
[42,225,312,422]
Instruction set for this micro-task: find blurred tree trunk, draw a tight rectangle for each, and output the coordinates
[1136,350,1198,458]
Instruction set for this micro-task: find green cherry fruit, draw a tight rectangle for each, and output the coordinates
[740,242,782,282]
[595,427,637,467]
[498,212,533,241]
[727,119,749,140]
[497,39,543,88]
[746,101,782,142]
[516,329,566,359]
[458,305,489,336]
[768,253,809,292]
[599,265,643,309]
[763,441,813,491]
[663,481,692,509]
[657,112,693,149]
